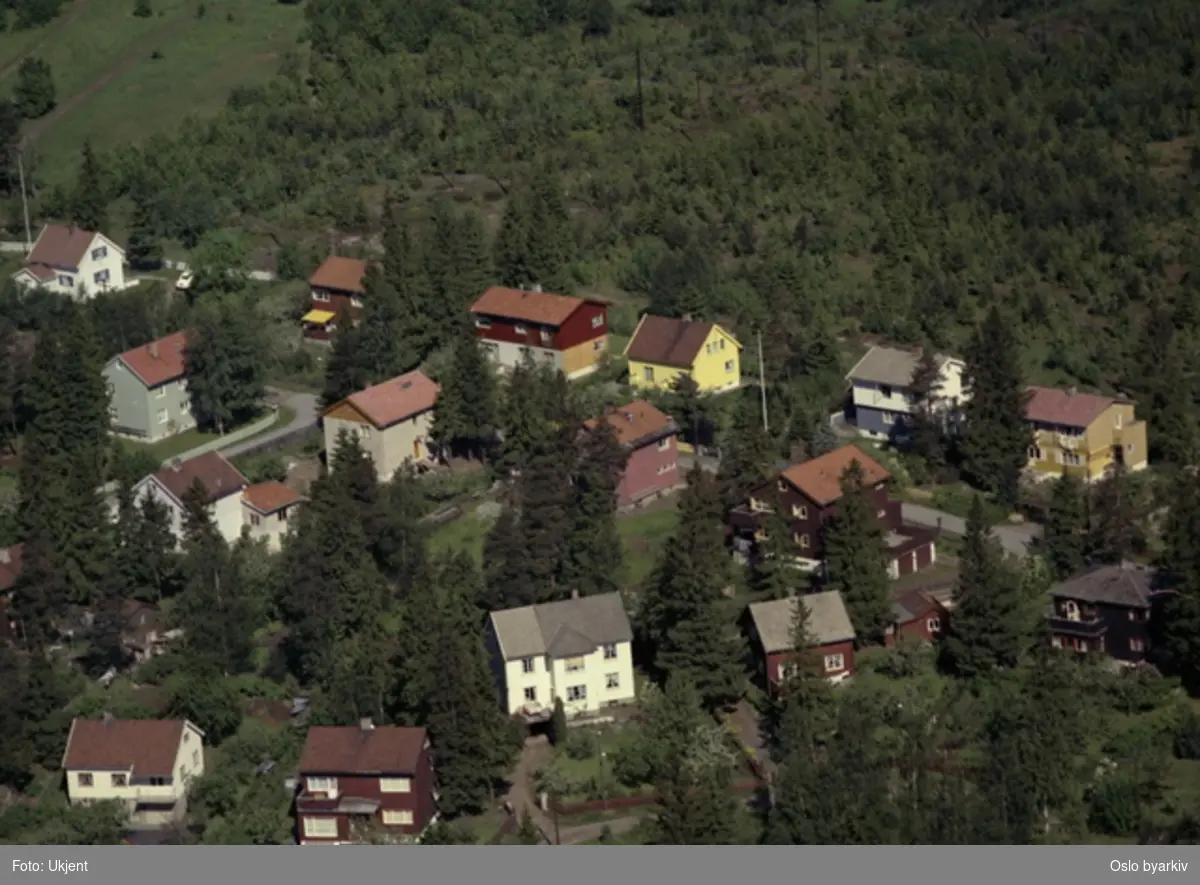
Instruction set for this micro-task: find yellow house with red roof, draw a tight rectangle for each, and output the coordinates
[322,369,441,480]
[1024,386,1148,482]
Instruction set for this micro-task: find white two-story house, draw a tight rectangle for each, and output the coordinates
[12,223,127,299]
[128,452,250,548]
[845,345,967,441]
[61,714,206,829]
[485,592,636,722]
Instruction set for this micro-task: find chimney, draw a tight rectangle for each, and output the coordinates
[531,283,543,293]
[149,341,159,358]
[102,709,113,725]
[359,717,375,732]
[570,589,579,600]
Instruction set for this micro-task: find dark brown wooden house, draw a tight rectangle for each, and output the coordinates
[1048,563,1165,663]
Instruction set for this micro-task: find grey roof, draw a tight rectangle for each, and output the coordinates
[845,346,958,388]
[747,591,856,653]
[1050,563,1155,609]
[490,593,633,661]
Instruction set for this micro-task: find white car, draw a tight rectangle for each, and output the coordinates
[175,270,194,291]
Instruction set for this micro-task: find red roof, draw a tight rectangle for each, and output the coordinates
[309,256,367,295]
[150,452,248,505]
[298,724,427,775]
[62,718,191,775]
[0,543,24,592]
[27,224,100,270]
[780,445,891,507]
[117,331,188,387]
[1024,386,1124,429]
[242,481,304,514]
[470,286,598,327]
[586,400,677,447]
[624,315,717,368]
[339,369,440,429]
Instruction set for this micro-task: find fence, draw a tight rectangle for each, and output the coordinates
[224,422,318,460]
[159,409,279,464]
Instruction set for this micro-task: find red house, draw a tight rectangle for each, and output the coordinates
[745,591,857,694]
[585,401,681,508]
[295,719,436,845]
[303,256,367,341]
[728,444,936,579]
[469,286,609,380]
[885,588,951,647]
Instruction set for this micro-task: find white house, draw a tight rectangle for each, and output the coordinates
[845,345,967,441]
[241,481,304,552]
[129,452,249,548]
[12,224,127,299]
[61,714,206,829]
[485,592,636,721]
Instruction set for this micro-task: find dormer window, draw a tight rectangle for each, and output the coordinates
[591,315,603,328]
[474,317,491,329]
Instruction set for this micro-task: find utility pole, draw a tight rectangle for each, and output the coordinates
[757,330,769,433]
[634,42,646,131]
[17,147,32,252]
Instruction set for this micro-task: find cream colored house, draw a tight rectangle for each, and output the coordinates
[241,481,305,552]
[485,592,636,721]
[61,715,206,829]
[12,223,128,299]
[323,370,440,481]
[129,452,249,548]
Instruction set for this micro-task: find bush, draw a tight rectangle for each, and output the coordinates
[1088,776,1144,836]
[564,729,599,760]
[1175,710,1200,760]
[133,0,152,17]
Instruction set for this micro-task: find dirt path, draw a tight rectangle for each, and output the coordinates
[0,0,92,80]
[22,11,192,145]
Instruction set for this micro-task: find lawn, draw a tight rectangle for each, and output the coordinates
[117,405,295,464]
[21,1,306,183]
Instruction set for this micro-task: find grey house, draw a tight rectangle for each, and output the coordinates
[104,331,197,441]
[845,345,967,441]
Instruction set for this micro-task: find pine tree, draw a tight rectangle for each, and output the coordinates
[1087,461,1137,564]
[960,307,1031,508]
[482,502,536,610]
[640,467,743,711]
[1042,473,1087,580]
[939,496,1036,678]
[549,697,568,746]
[111,480,180,602]
[907,347,947,471]
[822,461,892,643]
[493,195,535,289]
[430,330,498,461]
[125,187,162,270]
[513,428,575,599]
[752,492,804,600]
[1158,470,1200,690]
[321,319,369,408]
[70,141,106,232]
[559,420,626,597]
[716,396,775,514]
[184,300,267,434]
[356,216,427,382]
[374,469,428,587]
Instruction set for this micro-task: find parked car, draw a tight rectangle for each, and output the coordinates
[175,270,194,291]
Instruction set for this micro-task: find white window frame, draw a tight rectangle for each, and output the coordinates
[91,246,108,261]
[643,366,654,381]
[379,777,412,793]
[540,329,553,345]
[303,817,339,838]
[475,317,491,329]
[564,657,585,673]
[155,386,167,399]
[882,412,894,425]
[791,504,807,519]
[719,338,726,350]
[593,339,605,351]
[58,275,74,288]
[605,673,620,690]
[156,408,169,425]
[796,533,810,549]
[591,314,603,328]
[566,685,587,702]
[77,772,93,787]
[523,686,537,702]
[306,776,337,794]
[823,653,845,673]
[1051,636,1063,649]
[926,617,941,632]
[382,809,414,826]
[312,290,331,302]
[602,643,618,660]
[108,404,118,420]
[656,438,670,451]
[521,657,535,673]
[514,324,528,335]
[93,269,110,285]
[111,773,128,787]
[725,359,735,373]
[1130,638,1145,653]
[350,296,363,309]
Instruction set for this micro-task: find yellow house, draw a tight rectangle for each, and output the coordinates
[1024,386,1148,482]
[624,314,742,394]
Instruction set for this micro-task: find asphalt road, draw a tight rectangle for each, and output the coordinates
[221,388,320,458]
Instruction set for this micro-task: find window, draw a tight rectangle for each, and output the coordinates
[249,513,261,527]
[1028,445,1043,461]
[877,509,886,519]
[657,464,677,475]
[603,643,618,660]
[483,342,499,360]
[606,673,620,690]
[749,497,765,512]
[591,314,603,328]
[791,504,808,519]
[1114,412,1123,429]
[657,437,670,451]
[541,329,553,344]
[380,777,412,793]
[524,687,537,702]
[148,776,168,787]
[1130,638,1146,653]
[1051,636,1063,649]
[91,246,108,261]
[58,275,74,287]
[564,657,585,672]
[1063,601,1080,622]
[880,385,893,398]
[643,366,654,381]
[724,359,734,373]
[593,339,605,352]
[193,751,200,767]
[796,533,810,549]
[777,479,788,493]
[882,412,894,425]
[108,405,118,420]
[1128,609,1147,622]
[313,290,331,302]
[111,773,128,787]
[1077,639,1089,653]
[474,317,491,329]
[306,776,338,794]
[93,269,110,285]
[823,653,845,673]
[303,817,338,839]
[77,773,93,788]
[155,386,167,399]
[515,324,528,335]
[382,810,414,826]
[156,409,168,425]
[1127,444,1136,454]
[522,657,536,673]
[927,617,941,633]
[350,297,363,309]
[719,338,726,350]
[566,685,587,702]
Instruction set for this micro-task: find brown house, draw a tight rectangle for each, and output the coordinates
[584,401,681,508]
[296,719,436,844]
[885,588,950,647]
[728,444,936,579]
[745,591,857,694]
[303,256,367,341]
[1048,563,1164,663]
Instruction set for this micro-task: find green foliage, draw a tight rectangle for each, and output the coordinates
[1042,473,1087,580]
[184,298,267,434]
[167,674,244,745]
[822,461,892,642]
[70,142,106,233]
[12,56,55,120]
[550,696,568,747]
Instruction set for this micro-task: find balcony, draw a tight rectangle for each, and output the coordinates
[728,506,764,533]
[1048,615,1106,638]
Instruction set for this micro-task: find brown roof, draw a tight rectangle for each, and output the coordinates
[150,452,248,505]
[242,481,304,514]
[298,723,427,775]
[117,331,188,388]
[27,224,100,270]
[340,369,440,429]
[586,400,677,447]
[1024,386,1124,429]
[780,445,891,507]
[0,543,23,592]
[309,256,367,295]
[470,286,594,327]
[21,264,55,282]
[62,718,190,775]
[624,315,716,368]
[892,589,942,624]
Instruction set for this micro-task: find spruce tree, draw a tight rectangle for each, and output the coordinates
[321,318,369,408]
[1158,470,1200,690]
[70,141,106,232]
[907,347,947,472]
[1042,473,1087,580]
[356,231,425,383]
[493,194,534,289]
[559,420,626,597]
[939,496,1036,678]
[184,300,267,434]
[1127,298,1196,466]
[960,307,1031,508]
[1087,461,1137,564]
[12,56,55,120]
[374,469,428,587]
[482,502,536,610]
[112,480,180,603]
[822,461,891,643]
[716,395,775,513]
[430,330,498,461]
[526,168,574,290]
[513,427,575,599]
[125,187,162,270]
[752,492,804,600]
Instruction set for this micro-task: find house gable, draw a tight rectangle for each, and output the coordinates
[324,400,373,426]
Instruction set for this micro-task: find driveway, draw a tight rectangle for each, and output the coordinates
[900,502,1039,559]
[220,388,319,458]
[678,453,720,474]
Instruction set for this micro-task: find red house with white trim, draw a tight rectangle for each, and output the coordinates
[303,256,367,341]
[745,591,857,694]
[469,286,608,380]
